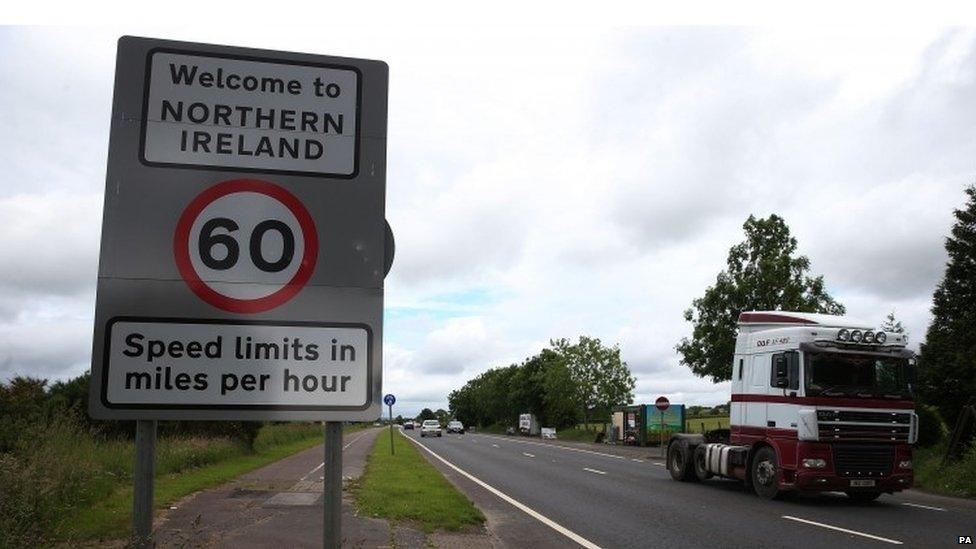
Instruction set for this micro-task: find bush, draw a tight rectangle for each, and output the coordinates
[916,403,946,448]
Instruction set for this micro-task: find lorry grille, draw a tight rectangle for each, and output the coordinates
[818,423,910,442]
[824,411,911,424]
[832,444,894,477]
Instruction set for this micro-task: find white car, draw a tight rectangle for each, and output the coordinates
[446,420,465,434]
[420,420,442,437]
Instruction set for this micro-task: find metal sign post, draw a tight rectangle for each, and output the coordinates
[87,36,389,547]
[655,396,670,458]
[384,394,395,455]
[323,421,343,549]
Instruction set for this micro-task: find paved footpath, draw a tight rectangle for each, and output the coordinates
[154,427,496,548]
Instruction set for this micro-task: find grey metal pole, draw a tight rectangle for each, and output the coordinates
[324,421,343,549]
[388,405,395,455]
[132,419,156,548]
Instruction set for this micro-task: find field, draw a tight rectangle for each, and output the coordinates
[351,431,484,532]
[684,415,730,433]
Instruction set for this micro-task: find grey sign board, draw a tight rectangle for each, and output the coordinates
[89,36,388,421]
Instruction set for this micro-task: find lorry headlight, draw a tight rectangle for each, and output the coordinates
[850,330,863,343]
[837,329,850,341]
[899,460,913,469]
[863,331,875,343]
[875,331,887,344]
[802,458,827,469]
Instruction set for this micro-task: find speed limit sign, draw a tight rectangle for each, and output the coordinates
[174,179,318,313]
[89,36,388,422]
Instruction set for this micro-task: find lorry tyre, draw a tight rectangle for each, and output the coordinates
[751,446,780,499]
[668,442,698,482]
[845,491,882,503]
[693,445,713,481]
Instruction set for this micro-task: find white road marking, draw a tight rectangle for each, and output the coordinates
[781,516,903,545]
[652,462,665,467]
[300,429,373,481]
[403,431,602,549]
[492,444,499,448]
[474,434,625,460]
[523,452,536,458]
[583,468,607,475]
[631,459,644,463]
[901,502,946,511]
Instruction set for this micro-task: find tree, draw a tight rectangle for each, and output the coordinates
[676,214,845,383]
[918,185,976,429]
[416,408,436,422]
[554,336,636,430]
[881,312,906,335]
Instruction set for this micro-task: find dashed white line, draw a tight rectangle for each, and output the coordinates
[523,452,536,458]
[403,431,601,549]
[631,459,644,463]
[781,516,903,545]
[901,502,946,511]
[474,434,625,460]
[652,462,665,467]
[583,468,607,475]
[492,444,499,448]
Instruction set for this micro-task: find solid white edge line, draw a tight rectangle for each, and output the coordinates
[402,430,602,549]
[901,502,947,511]
[300,428,372,481]
[474,434,626,460]
[583,468,607,475]
[781,516,903,545]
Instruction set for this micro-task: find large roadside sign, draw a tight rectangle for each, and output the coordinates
[88,36,388,421]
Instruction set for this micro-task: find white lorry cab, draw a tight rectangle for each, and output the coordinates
[668,311,917,501]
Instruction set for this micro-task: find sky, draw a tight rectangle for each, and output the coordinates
[0,21,974,418]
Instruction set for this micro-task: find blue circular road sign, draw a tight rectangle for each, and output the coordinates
[383,394,396,406]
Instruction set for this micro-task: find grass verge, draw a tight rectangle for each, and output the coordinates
[351,431,484,533]
[52,422,366,543]
[913,442,976,498]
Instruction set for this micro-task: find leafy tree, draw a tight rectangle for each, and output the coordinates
[677,214,845,383]
[554,336,635,430]
[416,408,436,422]
[881,312,906,335]
[434,409,450,424]
[918,185,976,429]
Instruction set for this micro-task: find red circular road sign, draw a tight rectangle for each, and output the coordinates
[174,179,318,313]
[655,396,670,411]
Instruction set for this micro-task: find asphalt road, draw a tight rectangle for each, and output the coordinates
[404,430,976,548]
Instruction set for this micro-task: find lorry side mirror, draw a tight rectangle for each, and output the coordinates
[772,354,789,388]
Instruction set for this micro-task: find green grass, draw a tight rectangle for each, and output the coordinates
[913,441,976,498]
[351,431,484,533]
[685,415,730,433]
[45,422,366,544]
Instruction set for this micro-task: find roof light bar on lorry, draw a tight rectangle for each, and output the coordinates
[834,329,888,344]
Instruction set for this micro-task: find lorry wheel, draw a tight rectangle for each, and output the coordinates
[693,445,713,481]
[751,446,780,499]
[845,491,882,503]
[668,442,698,482]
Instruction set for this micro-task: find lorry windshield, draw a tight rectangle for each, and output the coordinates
[804,352,912,398]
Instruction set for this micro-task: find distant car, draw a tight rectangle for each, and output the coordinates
[505,426,516,436]
[403,421,415,430]
[446,420,465,434]
[420,420,442,437]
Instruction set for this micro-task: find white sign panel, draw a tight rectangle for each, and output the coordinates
[102,319,370,409]
[142,50,360,176]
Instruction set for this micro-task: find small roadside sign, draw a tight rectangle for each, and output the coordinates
[655,396,670,411]
[383,394,396,407]
[88,36,389,422]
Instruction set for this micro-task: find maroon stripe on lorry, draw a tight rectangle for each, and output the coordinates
[738,312,818,324]
[731,394,914,409]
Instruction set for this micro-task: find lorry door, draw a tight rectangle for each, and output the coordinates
[744,353,768,434]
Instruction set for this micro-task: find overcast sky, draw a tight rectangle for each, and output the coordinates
[0,24,973,417]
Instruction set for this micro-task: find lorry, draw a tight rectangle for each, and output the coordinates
[519,413,540,436]
[668,311,917,501]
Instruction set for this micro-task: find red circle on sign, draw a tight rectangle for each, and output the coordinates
[173,179,318,314]
[655,396,670,411]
